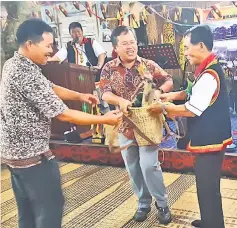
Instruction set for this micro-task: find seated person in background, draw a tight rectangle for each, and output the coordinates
[49,22,106,70]
[49,22,108,113]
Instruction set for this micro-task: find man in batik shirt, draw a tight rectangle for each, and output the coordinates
[100,26,173,225]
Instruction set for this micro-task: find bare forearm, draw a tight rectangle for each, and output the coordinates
[53,85,81,101]
[169,91,187,101]
[159,80,173,93]
[56,109,108,125]
[165,104,195,117]
[47,55,61,62]
[102,91,124,106]
[97,53,106,68]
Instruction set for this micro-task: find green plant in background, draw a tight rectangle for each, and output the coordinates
[1,2,20,61]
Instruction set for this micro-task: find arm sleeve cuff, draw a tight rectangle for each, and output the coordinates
[185,101,202,116]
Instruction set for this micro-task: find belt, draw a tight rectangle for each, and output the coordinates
[2,150,55,168]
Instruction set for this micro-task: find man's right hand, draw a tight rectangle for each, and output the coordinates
[103,110,123,126]
[118,99,132,115]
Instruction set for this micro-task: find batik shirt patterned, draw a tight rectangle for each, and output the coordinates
[99,56,172,138]
[0,52,68,161]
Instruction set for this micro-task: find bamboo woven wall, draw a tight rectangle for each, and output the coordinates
[146,1,221,89]
[106,1,222,89]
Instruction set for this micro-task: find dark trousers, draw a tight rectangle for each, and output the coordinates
[194,151,225,228]
[8,159,64,228]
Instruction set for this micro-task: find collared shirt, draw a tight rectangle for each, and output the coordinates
[185,73,217,116]
[100,56,172,101]
[99,56,172,138]
[0,52,68,162]
[56,38,106,66]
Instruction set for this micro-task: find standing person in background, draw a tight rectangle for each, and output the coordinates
[48,21,109,114]
[49,22,106,70]
[0,19,122,228]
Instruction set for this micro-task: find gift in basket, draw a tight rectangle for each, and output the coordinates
[125,90,174,146]
[109,63,181,151]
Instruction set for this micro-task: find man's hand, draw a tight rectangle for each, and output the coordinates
[147,103,163,116]
[79,93,99,106]
[92,65,102,70]
[118,99,132,115]
[103,110,123,126]
[147,102,176,119]
[160,93,174,102]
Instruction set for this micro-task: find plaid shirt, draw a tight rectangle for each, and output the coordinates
[100,56,172,138]
[0,52,68,163]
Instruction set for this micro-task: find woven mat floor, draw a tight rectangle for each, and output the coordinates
[1,162,237,228]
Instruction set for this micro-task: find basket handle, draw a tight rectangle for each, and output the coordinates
[123,114,182,146]
[123,115,158,146]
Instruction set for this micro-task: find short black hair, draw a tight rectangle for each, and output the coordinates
[111,26,137,47]
[16,19,53,45]
[69,22,83,33]
[184,25,213,51]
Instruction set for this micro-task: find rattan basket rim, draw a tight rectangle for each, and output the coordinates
[129,106,149,111]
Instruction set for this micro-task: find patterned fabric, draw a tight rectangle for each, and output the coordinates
[194,53,217,77]
[179,37,185,70]
[0,52,68,161]
[1,150,54,168]
[163,23,175,46]
[99,56,172,138]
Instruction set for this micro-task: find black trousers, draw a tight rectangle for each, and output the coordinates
[8,159,64,228]
[194,151,225,228]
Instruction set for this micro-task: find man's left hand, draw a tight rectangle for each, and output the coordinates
[147,103,163,115]
[92,65,102,70]
[147,102,177,119]
[79,93,99,106]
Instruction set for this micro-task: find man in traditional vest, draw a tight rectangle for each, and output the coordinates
[49,22,106,69]
[148,25,232,228]
[49,22,108,113]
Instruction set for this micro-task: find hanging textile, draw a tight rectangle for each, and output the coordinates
[135,20,148,46]
[163,22,175,46]
[179,37,185,70]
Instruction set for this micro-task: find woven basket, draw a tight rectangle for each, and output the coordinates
[128,106,163,146]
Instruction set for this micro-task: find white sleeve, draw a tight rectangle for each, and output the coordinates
[185,73,218,116]
[55,45,68,62]
[92,40,106,57]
